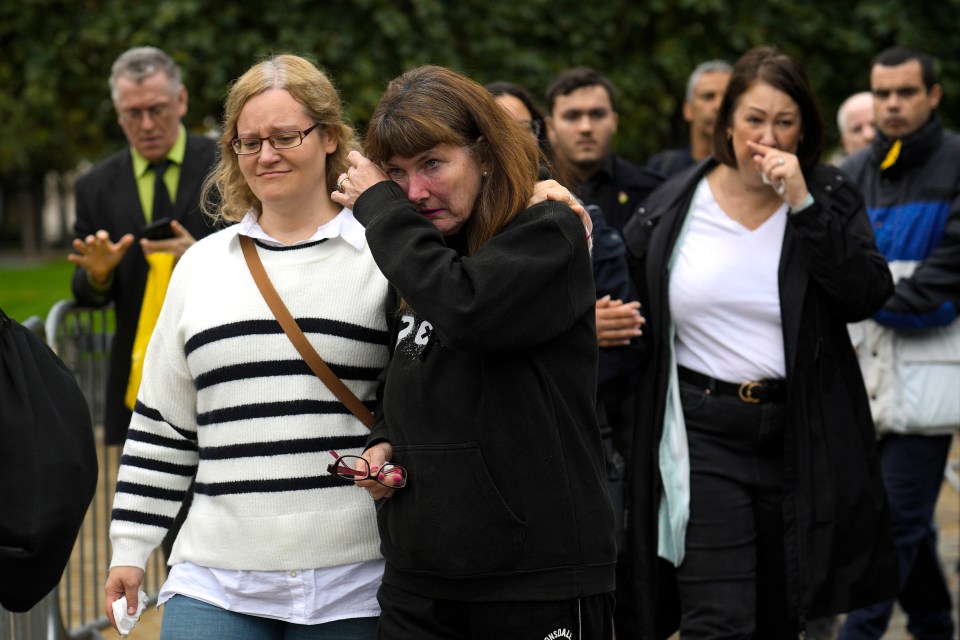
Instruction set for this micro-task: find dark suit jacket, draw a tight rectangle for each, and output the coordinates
[72,133,218,444]
[577,153,664,232]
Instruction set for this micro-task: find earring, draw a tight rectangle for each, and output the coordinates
[483,171,488,177]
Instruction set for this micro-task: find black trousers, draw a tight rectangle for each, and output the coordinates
[674,379,798,639]
[839,433,955,640]
[376,583,614,640]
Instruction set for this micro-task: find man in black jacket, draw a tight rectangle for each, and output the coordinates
[545,67,662,233]
[545,67,659,622]
[839,46,958,640]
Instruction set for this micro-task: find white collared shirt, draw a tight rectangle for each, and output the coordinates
[158,561,382,625]
[237,208,368,251]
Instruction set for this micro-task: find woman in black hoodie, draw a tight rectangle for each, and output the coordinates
[332,65,616,640]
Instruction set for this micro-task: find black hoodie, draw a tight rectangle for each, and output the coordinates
[353,180,617,602]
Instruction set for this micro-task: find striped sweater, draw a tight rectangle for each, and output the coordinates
[109,224,391,572]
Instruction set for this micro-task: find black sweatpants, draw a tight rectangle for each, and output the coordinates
[376,583,614,640]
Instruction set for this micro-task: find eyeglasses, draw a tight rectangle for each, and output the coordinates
[119,103,173,124]
[519,119,542,137]
[327,450,408,488]
[231,123,322,155]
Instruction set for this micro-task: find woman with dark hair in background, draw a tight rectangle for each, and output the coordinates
[617,47,898,638]
[332,65,616,640]
[484,81,553,161]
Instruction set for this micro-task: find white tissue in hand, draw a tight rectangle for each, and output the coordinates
[760,171,786,195]
[111,589,147,637]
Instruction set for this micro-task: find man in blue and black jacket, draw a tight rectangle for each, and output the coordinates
[841,46,959,640]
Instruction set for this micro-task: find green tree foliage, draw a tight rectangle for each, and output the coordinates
[2,0,959,248]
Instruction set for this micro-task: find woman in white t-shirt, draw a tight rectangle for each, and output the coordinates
[617,47,899,639]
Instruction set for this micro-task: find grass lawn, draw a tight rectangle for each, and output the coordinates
[0,256,76,322]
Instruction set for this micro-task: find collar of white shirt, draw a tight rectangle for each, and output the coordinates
[238,208,367,251]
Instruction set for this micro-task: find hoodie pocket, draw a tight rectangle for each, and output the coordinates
[377,443,526,576]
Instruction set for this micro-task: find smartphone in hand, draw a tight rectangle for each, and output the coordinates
[141,218,175,240]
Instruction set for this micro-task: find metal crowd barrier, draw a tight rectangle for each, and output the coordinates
[2,300,164,640]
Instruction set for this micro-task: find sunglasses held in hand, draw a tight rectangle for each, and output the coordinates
[327,450,408,488]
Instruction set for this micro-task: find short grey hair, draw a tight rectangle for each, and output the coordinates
[836,91,872,133]
[109,46,182,103]
[685,59,733,102]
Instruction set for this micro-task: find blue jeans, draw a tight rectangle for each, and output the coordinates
[160,595,378,640]
[839,433,955,640]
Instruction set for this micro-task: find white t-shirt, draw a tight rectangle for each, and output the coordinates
[670,178,788,382]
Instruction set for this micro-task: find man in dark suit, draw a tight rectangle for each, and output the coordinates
[645,60,732,178]
[69,46,218,446]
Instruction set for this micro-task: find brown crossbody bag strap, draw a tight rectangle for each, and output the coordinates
[240,234,375,430]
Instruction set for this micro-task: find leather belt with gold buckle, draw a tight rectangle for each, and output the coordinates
[738,381,763,404]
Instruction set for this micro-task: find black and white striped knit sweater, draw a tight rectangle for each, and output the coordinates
[109,225,390,572]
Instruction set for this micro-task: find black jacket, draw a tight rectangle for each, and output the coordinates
[587,204,643,387]
[619,160,899,638]
[841,113,960,328]
[645,146,695,179]
[354,181,616,602]
[578,153,663,232]
[71,133,218,443]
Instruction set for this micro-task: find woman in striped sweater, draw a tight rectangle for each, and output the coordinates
[103,54,393,639]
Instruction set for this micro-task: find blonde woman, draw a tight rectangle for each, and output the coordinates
[104,55,391,640]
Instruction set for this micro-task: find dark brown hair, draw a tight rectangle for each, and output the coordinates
[544,66,617,115]
[364,65,542,255]
[713,47,825,170]
[874,46,939,91]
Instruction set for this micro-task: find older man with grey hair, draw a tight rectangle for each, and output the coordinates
[68,46,220,561]
[837,91,877,156]
[646,59,732,177]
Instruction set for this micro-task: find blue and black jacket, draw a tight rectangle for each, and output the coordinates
[842,113,960,330]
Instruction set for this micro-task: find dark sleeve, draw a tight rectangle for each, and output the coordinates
[874,195,960,329]
[588,205,644,385]
[365,285,399,449]
[70,176,114,308]
[839,150,960,328]
[788,165,894,322]
[644,150,684,177]
[365,363,391,448]
[354,180,596,353]
[589,205,637,302]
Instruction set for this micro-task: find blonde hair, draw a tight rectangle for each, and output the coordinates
[364,65,542,255]
[202,54,357,223]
